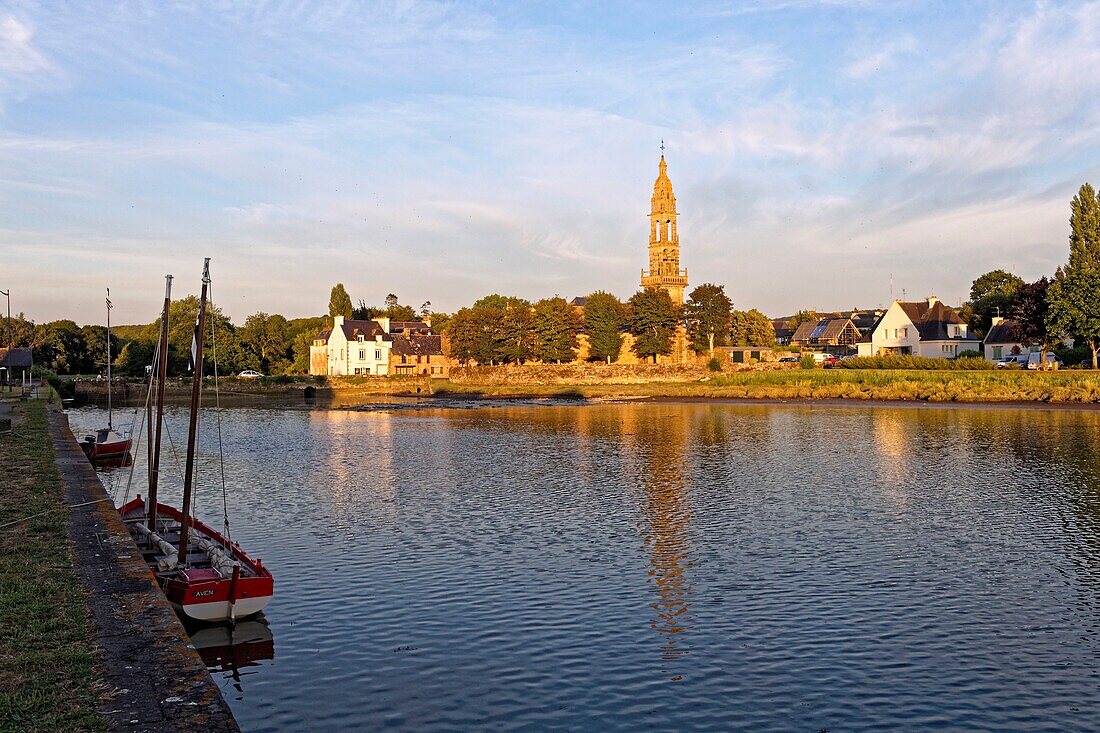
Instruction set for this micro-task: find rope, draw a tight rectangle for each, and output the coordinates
[118,335,160,505]
[0,498,113,530]
[207,281,231,546]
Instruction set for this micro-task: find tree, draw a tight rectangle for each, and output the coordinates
[532,297,581,363]
[1048,267,1100,369]
[1068,183,1100,272]
[162,296,247,375]
[352,299,382,320]
[629,288,682,362]
[500,301,535,363]
[429,311,451,333]
[446,306,505,365]
[787,310,819,332]
[729,309,777,347]
[1010,278,1054,367]
[116,339,155,377]
[968,269,1024,338]
[1046,184,1100,369]
[328,283,353,320]
[240,312,290,371]
[36,320,88,374]
[583,291,625,364]
[684,283,732,354]
[420,301,432,319]
[970,269,1025,302]
[81,324,121,374]
[289,330,317,374]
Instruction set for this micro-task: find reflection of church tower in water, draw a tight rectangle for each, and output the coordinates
[624,407,695,664]
[640,144,689,305]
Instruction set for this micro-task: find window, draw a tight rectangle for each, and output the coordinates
[375,349,382,360]
[902,328,908,338]
[993,346,1002,359]
[359,350,365,360]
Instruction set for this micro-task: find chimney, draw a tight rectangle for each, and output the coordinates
[334,315,344,326]
[375,316,391,333]
[991,316,1005,327]
[926,295,940,307]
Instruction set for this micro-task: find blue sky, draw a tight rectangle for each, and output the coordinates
[3,0,1100,323]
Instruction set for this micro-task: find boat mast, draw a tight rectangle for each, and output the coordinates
[106,288,112,429]
[146,275,173,532]
[178,258,210,562]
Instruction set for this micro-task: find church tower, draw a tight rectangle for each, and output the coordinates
[640,147,688,304]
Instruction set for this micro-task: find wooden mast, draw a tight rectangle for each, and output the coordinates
[146,274,173,532]
[106,288,113,429]
[177,258,210,562]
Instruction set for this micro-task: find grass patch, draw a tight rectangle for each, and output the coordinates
[0,401,104,732]
[431,369,1100,403]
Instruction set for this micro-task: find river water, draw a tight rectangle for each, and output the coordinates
[69,400,1100,731]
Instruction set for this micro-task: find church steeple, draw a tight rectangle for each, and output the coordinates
[641,145,687,304]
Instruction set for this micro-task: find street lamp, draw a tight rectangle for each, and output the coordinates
[0,289,9,349]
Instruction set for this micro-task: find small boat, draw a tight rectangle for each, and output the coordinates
[118,496,273,621]
[119,260,274,623]
[81,287,132,462]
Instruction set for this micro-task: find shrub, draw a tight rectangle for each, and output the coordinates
[800,354,816,369]
[835,355,995,370]
[707,356,721,372]
[957,350,984,359]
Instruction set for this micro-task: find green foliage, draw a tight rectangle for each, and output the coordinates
[352,299,382,320]
[684,283,731,353]
[835,355,995,370]
[473,294,530,310]
[800,353,816,369]
[787,310,819,332]
[34,320,88,375]
[628,288,681,361]
[583,291,625,363]
[1047,267,1100,368]
[239,312,290,371]
[532,297,581,363]
[328,283,353,319]
[79,325,120,374]
[162,295,247,375]
[730,308,777,347]
[707,356,721,372]
[429,311,451,333]
[445,296,534,365]
[115,339,155,377]
[1068,182,1100,272]
[969,269,1024,302]
[957,349,984,359]
[1010,277,1051,349]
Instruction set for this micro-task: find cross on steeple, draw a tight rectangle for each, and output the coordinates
[659,139,665,155]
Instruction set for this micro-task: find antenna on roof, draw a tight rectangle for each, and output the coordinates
[889,273,893,301]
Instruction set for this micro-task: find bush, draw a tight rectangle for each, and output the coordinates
[707,356,721,372]
[800,354,816,369]
[957,350,984,359]
[834,355,995,371]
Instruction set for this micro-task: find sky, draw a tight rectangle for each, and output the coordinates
[2,0,1100,324]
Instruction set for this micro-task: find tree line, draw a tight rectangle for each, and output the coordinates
[961,183,1100,368]
[442,284,776,366]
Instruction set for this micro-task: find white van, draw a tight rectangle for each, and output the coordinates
[1027,353,1063,370]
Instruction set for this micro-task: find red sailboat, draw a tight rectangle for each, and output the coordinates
[119,261,273,622]
[82,288,133,461]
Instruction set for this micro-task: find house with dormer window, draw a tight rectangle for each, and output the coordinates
[857,296,980,358]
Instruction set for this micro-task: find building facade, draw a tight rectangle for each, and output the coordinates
[858,297,980,358]
[640,153,688,305]
[309,315,449,376]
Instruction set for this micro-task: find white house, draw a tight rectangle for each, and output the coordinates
[311,316,393,376]
[857,296,981,358]
[983,317,1029,361]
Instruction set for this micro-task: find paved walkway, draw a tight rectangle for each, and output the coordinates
[50,404,240,732]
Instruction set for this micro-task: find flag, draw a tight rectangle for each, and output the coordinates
[189,313,201,373]
[105,288,112,311]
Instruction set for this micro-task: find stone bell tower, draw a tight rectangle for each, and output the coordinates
[640,145,688,305]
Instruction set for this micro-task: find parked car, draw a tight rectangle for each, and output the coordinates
[996,355,1028,369]
[238,369,265,379]
[778,356,799,363]
[1026,353,1063,370]
[822,355,841,368]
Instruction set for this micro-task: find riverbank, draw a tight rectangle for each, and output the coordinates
[0,398,239,732]
[433,368,1100,404]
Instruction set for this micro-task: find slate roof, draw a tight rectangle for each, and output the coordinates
[985,319,1021,344]
[391,334,444,356]
[890,300,974,341]
[340,319,391,342]
[388,321,432,334]
[570,297,587,308]
[0,347,32,368]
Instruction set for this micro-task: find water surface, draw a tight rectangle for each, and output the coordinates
[70,402,1100,731]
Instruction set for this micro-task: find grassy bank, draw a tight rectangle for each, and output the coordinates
[0,400,103,732]
[432,369,1100,403]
